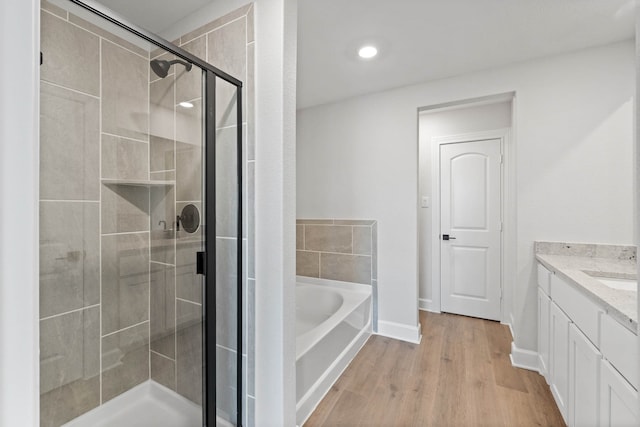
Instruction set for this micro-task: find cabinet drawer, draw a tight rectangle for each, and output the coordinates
[551,274,603,347]
[600,314,638,390]
[537,263,551,295]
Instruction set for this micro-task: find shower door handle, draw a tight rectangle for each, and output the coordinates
[196,251,206,275]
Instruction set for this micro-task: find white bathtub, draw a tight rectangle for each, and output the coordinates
[295,277,372,425]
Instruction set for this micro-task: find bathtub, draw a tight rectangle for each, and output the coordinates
[295,277,372,425]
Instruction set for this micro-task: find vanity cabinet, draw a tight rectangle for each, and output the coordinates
[568,324,601,427]
[537,287,551,381]
[600,359,638,427]
[537,262,638,427]
[549,301,571,421]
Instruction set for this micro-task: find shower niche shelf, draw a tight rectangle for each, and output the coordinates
[101,179,175,187]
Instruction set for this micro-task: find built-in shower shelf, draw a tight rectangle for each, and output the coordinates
[102,179,175,187]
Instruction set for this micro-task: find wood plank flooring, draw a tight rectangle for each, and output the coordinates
[304,311,565,427]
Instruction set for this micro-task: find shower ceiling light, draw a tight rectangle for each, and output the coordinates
[358,45,378,59]
[179,101,194,108]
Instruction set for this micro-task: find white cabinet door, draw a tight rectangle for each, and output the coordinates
[568,324,601,427]
[550,301,570,423]
[600,359,639,427]
[537,287,551,381]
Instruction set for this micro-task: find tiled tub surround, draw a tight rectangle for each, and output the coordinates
[39,2,256,426]
[535,241,637,332]
[296,219,378,329]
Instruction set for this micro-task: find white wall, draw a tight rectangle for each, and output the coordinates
[0,0,39,425]
[297,40,635,351]
[418,101,512,310]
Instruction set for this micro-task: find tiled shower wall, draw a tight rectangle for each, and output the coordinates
[39,1,255,426]
[39,2,156,425]
[296,219,378,328]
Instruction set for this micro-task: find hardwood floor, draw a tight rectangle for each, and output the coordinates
[304,311,565,427]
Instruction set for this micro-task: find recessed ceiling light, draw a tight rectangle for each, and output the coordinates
[358,45,378,59]
[179,101,194,108]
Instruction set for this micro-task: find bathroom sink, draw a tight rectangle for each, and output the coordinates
[594,277,637,291]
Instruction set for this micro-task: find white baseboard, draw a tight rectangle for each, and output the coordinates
[509,341,538,372]
[377,320,422,344]
[418,298,441,313]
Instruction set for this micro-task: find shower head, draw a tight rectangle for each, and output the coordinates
[150,58,193,78]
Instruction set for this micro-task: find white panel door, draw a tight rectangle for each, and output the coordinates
[440,139,501,320]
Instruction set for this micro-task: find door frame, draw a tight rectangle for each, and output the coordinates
[430,128,513,323]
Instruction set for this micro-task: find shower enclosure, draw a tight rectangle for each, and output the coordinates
[39,0,244,425]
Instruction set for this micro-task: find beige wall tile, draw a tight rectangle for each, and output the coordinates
[208,17,245,128]
[101,134,149,180]
[216,346,238,423]
[41,11,99,96]
[150,263,176,358]
[320,253,372,284]
[296,219,334,225]
[176,98,202,147]
[102,40,149,141]
[216,238,238,351]
[305,225,352,253]
[216,127,239,238]
[176,226,203,304]
[247,161,255,278]
[151,171,176,181]
[372,223,378,280]
[176,140,203,202]
[297,251,320,278]
[40,202,99,318]
[40,307,99,394]
[151,352,176,391]
[101,185,150,234]
[334,219,376,226]
[296,225,304,250]
[101,233,150,334]
[40,83,99,200]
[42,1,67,19]
[176,37,205,104]
[149,135,176,172]
[40,376,99,427]
[68,13,149,58]
[150,76,175,141]
[353,226,372,255]
[215,77,240,129]
[179,4,251,45]
[247,5,254,43]
[176,300,203,405]
[101,322,150,402]
[40,307,99,426]
[247,42,255,159]
[150,186,176,265]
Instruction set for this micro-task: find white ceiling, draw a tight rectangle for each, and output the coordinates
[297,0,636,109]
[93,0,635,109]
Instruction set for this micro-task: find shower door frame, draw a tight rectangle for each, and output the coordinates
[64,1,244,425]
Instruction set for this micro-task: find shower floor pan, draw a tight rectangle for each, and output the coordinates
[63,380,233,427]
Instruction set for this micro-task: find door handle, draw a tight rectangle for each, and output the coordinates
[442,234,457,241]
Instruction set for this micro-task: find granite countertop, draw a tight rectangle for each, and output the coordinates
[535,242,637,334]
